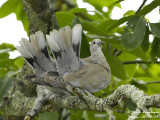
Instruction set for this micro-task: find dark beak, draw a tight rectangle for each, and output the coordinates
[98,41,105,46]
[100,41,105,45]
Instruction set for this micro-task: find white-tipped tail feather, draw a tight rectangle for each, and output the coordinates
[15,31,56,77]
[15,45,33,59]
[46,35,60,52]
[35,31,46,51]
[72,24,82,45]
[46,24,82,74]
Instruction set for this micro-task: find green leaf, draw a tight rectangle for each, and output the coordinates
[123,10,135,17]
[0,0,19,18]
[122,16,146,50]
[147,84,160,94]
[14,1,29,32]
[150,37,160,62]
[138,0,160,16]
[150,23,160,39]
[82,21,107,36]
[80,33,90,58]
[130,79,147,91]
[85,111,107,120]
[112,0,124,6]
[38,112,59,120]
[127,47,149,61]
[69,8,87,14]
[70,110,83,120]
[0,48,11,54]
[105,53,127,80]
[125,98,137,111]
[7,69,21,77]
[14,57,24,68]
[0,43,16,50]
[98,16,131,33]
[0,59,15,68]
[119,52,137,79]
[0,68,8,78]
[141,26,150,53]
[103,45,127,80]
[56,12,75,27]
[0,52,9,60]
[0,0,29,32]
[0,77,13,101]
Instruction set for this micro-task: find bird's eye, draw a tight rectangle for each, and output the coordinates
[93,42,96,44]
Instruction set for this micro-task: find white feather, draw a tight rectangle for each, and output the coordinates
[64,26,72,48]
[21,38,36,56]
[72,24,82,45]
[65,26,72,47]
[30,34,40,54]
[46,35,60,52]
[58,29,67,50]
[50,30,64,51]
[35,31,46,50]
[58,28,70,49]
[15,45,33,58]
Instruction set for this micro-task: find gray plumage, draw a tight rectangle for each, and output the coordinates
[16,24,111,93]
[63,39,111,92]
[15,31,56,78]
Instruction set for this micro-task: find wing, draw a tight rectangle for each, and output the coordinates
[63,63,111,92]
[46,24,82,75]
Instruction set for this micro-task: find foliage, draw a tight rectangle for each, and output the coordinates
[0,43,24,101]
[1,0,160,119]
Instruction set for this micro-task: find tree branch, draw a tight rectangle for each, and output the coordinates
[135,0,147,14]
[123,60,160,64]
[146,81,160,84]
[14,84,160,120]
[21,0,59,34]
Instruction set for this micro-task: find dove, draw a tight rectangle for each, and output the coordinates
[15,24,111,93]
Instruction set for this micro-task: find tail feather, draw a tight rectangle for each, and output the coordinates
[64,26,72,48]
[15,31,56,77]
[46,35,61,59]
[72,24,82,59]
[46,24,82,74]
[50,30,66,51]
[30,34,40,54]
[59,27,72,49]
[35,31,46,52]
[21,38,36,56]
[15,45,35,67]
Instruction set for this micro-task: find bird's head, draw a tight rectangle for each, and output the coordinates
[89,39,105,52]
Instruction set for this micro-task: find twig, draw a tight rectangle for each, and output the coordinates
[112,48,118,56]
[123,60,160,64]
[146,81,160,84]
[135,0,147,14]
[115,51,122,56]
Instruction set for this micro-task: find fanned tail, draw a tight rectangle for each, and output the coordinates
[15,31,56,77]
[46,24,82,75]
